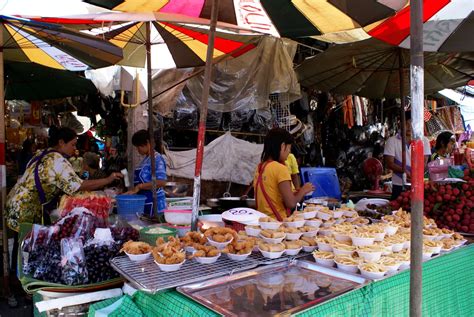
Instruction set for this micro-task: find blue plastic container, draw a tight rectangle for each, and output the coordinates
[116,195,147,216]
[301,167,341,200]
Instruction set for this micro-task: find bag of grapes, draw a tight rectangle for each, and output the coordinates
[84,228,121,283]
[61,237,89,286]
[54,207,98,242]
[22,224,56,276]
[33,235,62,283]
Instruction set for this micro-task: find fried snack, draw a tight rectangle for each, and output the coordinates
[283,215,305,222]
[181,231,207,246]
[440,238,456,249]
[378,257,400,267]
[387,251,410,262]
[260,229,285,239]
[357,245,384,253]
[352,217,370,225]
[300,226,318,233]
[423,240,442,247]
[120,241,152,255]
[280,227,301,233]
[313,251,334,259]
[452,232,464,241]
[222,239,255,255]
[334,255,359,265]
[156,236,181,250]
[365,225,386,234]
[300,236,317,246]
[331,243,355,251]
[352,231,376,238]
[284,240,302,249]
[384,234,406,244]
[316,236,335,244]
[189,244,221,258]
[359,263,387,273]
[152,245,185,264]
[204,227,238,242]
[258,242,285,252]
[259,217,278,223]
[441,228,453,234]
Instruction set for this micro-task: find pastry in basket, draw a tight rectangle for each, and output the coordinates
[190,244,221,258]
[259,217,278,223]
[180,231,207,246]
[153,245,185,264]
[260,229,286,239]
[204,227,238,243]
[222,239,255,255]
[258,242,285,252]
[120,241,152,255]
[300,236,317,246]
[284,240,303,249]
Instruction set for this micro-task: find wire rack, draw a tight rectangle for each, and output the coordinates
[110,255,258,293]
[249,250,311,265]
[270,93,291,131]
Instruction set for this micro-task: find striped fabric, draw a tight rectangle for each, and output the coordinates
[368,0,474,52]
[1,15,123,71]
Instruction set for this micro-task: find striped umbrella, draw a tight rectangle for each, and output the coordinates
[1,15,123,70]
[368,0,474,52]
[82,0,408,38]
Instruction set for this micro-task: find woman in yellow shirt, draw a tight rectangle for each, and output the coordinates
[254,128,314,221]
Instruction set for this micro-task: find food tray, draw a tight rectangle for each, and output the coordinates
[177,259,366,316]
[110,255,258,293]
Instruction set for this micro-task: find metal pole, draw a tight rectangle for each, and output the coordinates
[399,50,407,179]
[146,22,158,218]
[0,24,11,298]
[191,0,220,231]
[410,0,424,316]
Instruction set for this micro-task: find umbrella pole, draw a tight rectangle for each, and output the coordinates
[409,0,425,316]
[398,50,407,180]
[191,0,220,231]
[0,27,11,298]
[146,22,158,219]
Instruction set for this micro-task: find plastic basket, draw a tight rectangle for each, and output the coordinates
[116,195,147,215]
[139,226,177,245]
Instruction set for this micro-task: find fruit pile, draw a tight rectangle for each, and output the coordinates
[111,227,139,245]
[84,243,121,283]
[389,170,474,233]
[59,193,112,226]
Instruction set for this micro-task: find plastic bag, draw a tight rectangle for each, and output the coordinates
[61,238,89,286]
[59,193,112,227]
[84,228,121,283]
[54,208,99,242]
[22,224,55,276]
[33,238,62,283]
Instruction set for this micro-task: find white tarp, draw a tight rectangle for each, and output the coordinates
[165,132,263,185]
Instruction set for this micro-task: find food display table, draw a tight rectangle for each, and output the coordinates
[77,245,474,317]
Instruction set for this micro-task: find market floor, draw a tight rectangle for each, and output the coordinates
[0,276,33,317]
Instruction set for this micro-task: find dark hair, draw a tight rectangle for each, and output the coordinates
[48,126,77,147]
[21,139,34,154]
[132,129,150,147]
[83,152,100,170]
[261,128,294,162]
[435,131,454,151]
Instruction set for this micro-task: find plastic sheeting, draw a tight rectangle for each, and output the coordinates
[164,132,263,185]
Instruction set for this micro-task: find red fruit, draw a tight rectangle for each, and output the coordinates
[462,184,469,191]
[436,195,443,202]
[461,226,469,232]
[466,191,472,197]
[446,185,452,191]
[403,197,409,203]
[397,196,403,202]
[453,188,460,196]
[470,224,474,231]
[453,214,461,221]
[446,215,452,222]
[462,219,470,226]
[428,196,435,203]
[443,194,451,200]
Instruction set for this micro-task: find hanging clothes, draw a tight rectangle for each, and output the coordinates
[354,96,363,126]
[343,95,354,129]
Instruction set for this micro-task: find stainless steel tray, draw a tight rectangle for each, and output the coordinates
[177,259,367,316]
[249,251,310,265]
[110,255,258,293]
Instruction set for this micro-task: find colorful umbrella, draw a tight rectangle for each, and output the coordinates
[1,15,123,70]
[368,0,474,52]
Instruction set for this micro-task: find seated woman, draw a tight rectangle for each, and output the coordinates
[253,128,314,221]
[431,131,455,161]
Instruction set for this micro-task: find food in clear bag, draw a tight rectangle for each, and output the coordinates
[33,239,62,283]
[110,226,139,245]
[84,228,120,283]
[61,238,89,286]
[23,224,56,276]
[53,208,98,242]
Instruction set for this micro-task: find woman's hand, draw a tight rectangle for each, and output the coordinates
[107,172,123,184]
[124,185,140,195]
[301,182,315,195]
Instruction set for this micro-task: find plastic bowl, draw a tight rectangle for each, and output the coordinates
[318,229,333,236]
[351,236,375,247]
[384,225,399,236]
[373,232,386,242]
[285,232,303,240]
[259,221,282,230]
[164,209,192,225]
[259,234,286,244]
[207,236,233,249]
[344,211,358,217]
[285,247,303,256]
[334,233,352,243]
[357,251,382,262]
[359,268,386,280]
[259,248,285,259]
[317,242,333,252]
[322,221,335,228]
[317,211,332,221]
[403,241,411,249]
[245,226,261,237]
[333,211,345,219]
[399,261,410,270]
[155,260,185,272]
[305,219,322,228]
[333,248,354,257]
[302,245,317,252]
[314,258,335,267]
[334,218,346,225]
[302,230,318,238]
[301,211,317,219]
[384,263,401,273]
[423,234,437,241]
[226,252,251,261]
[284,220,306,228]
[125,251,151,262]
[425,246,442,254]
[194,254,221,264]
[335,262,358,273]
[391,243,405,253]
[422,252,433,261]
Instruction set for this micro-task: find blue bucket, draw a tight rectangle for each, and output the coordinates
[116,195,147,216]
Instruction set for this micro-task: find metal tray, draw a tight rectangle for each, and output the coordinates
[110,255,258,293]
[177,260,367,316]
[249,251,310,265]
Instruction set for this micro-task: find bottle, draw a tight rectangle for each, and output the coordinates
[121,169,130,188]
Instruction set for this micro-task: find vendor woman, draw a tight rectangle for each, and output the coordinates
[126,129,167,216]
[431,131,455,161]
[254,128,314,221]
[6,126,122,232]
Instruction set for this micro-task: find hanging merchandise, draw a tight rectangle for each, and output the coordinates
[343,96,354,129]
[451,107,465,133]
[354,96,363,126]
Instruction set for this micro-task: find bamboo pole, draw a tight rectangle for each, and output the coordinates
[191,0,220,231]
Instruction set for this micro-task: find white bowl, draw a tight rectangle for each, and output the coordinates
[285,232,303,240]
[384,225,399,236]
[317,211,332,221]
[303,245,317,252]
[259,221,282,230]
[381,245,393,255]
[318,229,333,236]
[314,257,335,267]
[226,252,251,261]
[391,243,405,253]
[322,221,336,228]
[155,260,185,272]
[334,218,346,225]
[425,246,442,254]
[373,232,386,242]
[245,226,261,237]
[285,247,303,256]
[125,251,151,262]
[302,211,317,219]
[194,254,221,264]
[441,233,453,239]
[422,252,433,261]
[399,261,410,270]
[334,233,352,243]
[351,236,375,247]
[333,211,345,219]
[441,247,454,253]
[434,235,444,241]
[284,220,306,228]
[335,262,358,273]
[259,234,286,244]
[184,246,195,253]
[305,219,322,228]
[357,251,382,262]
[333,248,354,256]
[344,211,358,217]
[384,263,401,273]
[207,237,233,249]
[259,248,285,259]
[359,268,386,280]
[403,241,411,249]
[302,230,318,238]
[317,242,333,252]
[423,234,437,241]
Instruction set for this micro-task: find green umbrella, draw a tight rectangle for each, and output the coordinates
[4,62,96,100]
